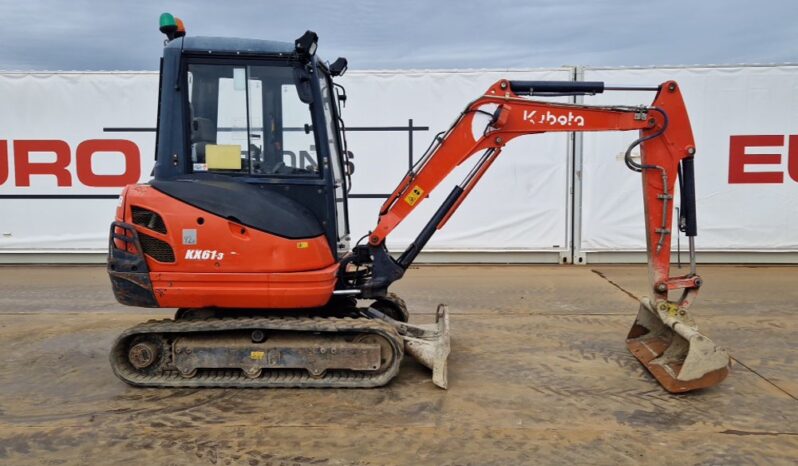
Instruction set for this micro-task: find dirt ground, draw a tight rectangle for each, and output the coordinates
[0,264,795,465]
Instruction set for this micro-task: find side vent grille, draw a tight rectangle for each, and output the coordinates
[131,206,167,234]
[139,233,175,263]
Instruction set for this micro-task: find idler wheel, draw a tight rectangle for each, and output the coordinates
[128,341,160,370]
[354,333,395,372]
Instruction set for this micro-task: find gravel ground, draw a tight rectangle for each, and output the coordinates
[0,264,795,465]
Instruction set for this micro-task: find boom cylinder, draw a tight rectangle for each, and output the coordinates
[397,186,464,269]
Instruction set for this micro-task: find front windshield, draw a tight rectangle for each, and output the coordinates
[187,62,319,177]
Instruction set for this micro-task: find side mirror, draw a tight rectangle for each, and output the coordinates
[330,57,348,77]
[293,67,314,104]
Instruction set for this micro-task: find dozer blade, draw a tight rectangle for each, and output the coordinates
[403,304,451,389]
[626,298,730,393]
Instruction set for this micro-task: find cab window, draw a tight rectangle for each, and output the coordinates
[186,63,319,177]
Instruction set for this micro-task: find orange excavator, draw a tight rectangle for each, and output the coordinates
[107,14,730,392]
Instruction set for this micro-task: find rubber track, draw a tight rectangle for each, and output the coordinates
[110,316,404,388]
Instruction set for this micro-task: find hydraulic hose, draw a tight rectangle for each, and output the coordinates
[623,107,671,253]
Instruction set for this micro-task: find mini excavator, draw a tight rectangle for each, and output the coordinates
[107,14,730,392]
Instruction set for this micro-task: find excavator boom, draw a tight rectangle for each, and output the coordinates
[351,79,730,393]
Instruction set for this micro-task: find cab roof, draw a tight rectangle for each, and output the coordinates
[167,36,296,56]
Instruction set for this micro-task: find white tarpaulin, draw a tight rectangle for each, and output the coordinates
[580,65,798,253]
[2,66,796,260]
[0,72,158,250]
[339,69,573,253]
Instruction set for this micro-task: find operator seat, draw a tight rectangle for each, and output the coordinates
[191,117,216,163]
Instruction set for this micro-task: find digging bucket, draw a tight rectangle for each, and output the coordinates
[626,298,730,393]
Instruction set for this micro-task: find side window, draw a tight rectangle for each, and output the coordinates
[188,65,248,173]
[186,63,320,177]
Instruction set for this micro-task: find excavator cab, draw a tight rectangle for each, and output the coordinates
[109,27,360,309]
[154,32,351,260]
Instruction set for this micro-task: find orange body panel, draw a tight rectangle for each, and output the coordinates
[150,266,340,308]
[118,184,339,309]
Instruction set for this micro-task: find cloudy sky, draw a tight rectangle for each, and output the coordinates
[0,0,794,71]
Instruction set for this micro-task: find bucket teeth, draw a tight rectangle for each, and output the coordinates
[626,298,730,393]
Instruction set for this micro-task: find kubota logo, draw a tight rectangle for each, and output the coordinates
[523,110,585,127]
[0,139,141,187]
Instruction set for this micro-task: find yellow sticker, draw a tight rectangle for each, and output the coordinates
[206,144,243,170]
[297,241,309,249]
[250,351,265,360]
[404,185,424,206]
